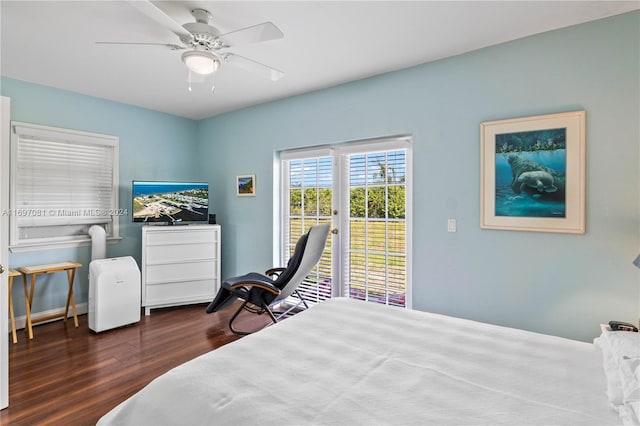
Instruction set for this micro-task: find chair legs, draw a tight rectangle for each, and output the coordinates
[273,290,308,321]
[228,300,252,336]
[228,299,278,336]
[228,292,309,336]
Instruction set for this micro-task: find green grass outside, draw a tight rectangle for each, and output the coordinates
[288,217,407,303]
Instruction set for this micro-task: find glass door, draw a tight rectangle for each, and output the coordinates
[280,137,412,308]
[342,149,408,307]
[282,155,334,303]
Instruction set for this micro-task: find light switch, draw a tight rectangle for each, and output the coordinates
[447,219,457,233]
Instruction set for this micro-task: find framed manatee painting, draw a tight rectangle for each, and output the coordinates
[480,111,585,234]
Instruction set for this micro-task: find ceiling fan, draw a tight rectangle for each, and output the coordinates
[98,1,285,91]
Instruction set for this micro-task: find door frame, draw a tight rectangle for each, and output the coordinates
[1,96,11,409]
[277,135,413,307]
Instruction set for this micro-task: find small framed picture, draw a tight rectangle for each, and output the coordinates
[236,174,256,197]
[480,110,586,234]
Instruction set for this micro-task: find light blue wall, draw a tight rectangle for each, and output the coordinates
[1,12,638,342]
[1,78,198,316]
[197,11,640,342]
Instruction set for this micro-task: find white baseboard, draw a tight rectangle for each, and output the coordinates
[9,303,88,332]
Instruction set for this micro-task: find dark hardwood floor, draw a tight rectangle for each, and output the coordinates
[0,302,272,425]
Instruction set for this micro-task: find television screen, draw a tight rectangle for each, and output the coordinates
[132,181,208,223]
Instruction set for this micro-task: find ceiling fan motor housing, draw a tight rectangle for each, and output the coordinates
[183,22,222,49]
[182,9,224,50]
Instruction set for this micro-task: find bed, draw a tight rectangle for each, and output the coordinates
[98,298,634,425]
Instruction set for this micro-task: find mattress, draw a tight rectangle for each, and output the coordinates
[98,298,620,425]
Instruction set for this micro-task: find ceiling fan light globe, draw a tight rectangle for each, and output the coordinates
[182,51,219,75]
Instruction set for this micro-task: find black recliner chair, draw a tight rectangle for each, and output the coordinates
[206,224,330,335]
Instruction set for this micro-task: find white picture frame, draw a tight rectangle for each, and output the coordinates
[480,111,586,234]
[236,174,256,197]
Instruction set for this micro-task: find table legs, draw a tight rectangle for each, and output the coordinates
[8,276,16,344]
[21,267,79,339]
[65,267,79,328]
[22,274,34,340]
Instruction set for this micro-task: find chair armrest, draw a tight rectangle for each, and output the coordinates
[229,281,280,296]
[223,273,281,296]
[265,267,285,278]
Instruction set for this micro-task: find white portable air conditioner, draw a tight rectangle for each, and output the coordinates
[89,256,141,333]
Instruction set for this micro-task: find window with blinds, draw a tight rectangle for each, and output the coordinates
[10,122,119,250]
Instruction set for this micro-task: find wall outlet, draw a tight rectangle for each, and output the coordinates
[447,219,457,233]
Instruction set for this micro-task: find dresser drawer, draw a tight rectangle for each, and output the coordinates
[144,227,218,246]
[145,242,216,263]
[145,279,217,306]
[145,260,217,284]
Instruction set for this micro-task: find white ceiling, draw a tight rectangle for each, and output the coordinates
[1,1,638,120]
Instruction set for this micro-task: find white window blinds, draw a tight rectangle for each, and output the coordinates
[10,122,119,249]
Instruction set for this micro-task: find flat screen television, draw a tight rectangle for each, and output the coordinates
[132,181,208,224]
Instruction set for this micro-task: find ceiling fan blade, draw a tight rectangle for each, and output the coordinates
[96,41,185,50]
[217,22,284,47]
[129,0,193,43]
[223,53,284,81]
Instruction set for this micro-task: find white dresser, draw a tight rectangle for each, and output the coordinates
[141,224,220,315]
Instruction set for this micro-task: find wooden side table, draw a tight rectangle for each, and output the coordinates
[18,261,82,340]
[8,269,21,344]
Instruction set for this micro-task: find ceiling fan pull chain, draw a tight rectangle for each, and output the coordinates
[188,69,193,92]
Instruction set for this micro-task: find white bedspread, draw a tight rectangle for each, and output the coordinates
[98,298,620,425]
